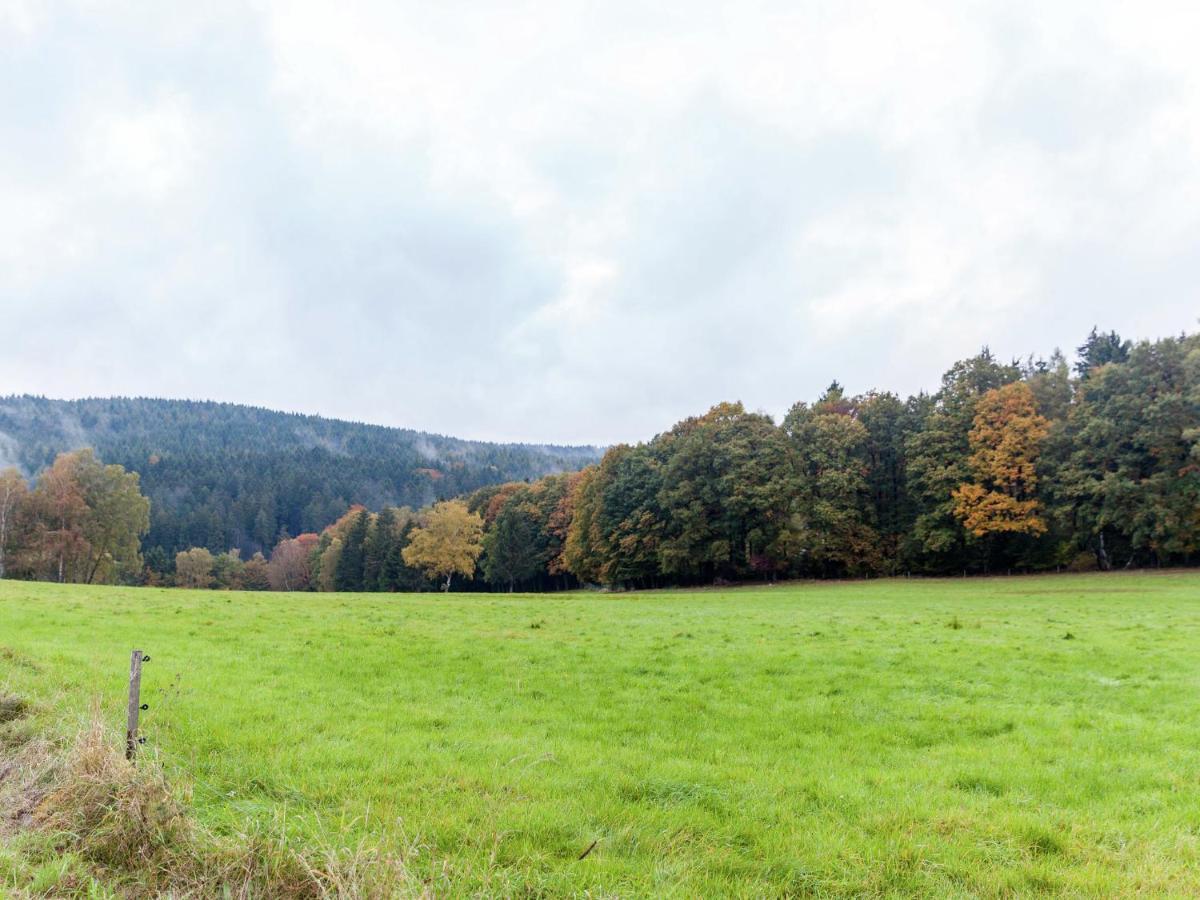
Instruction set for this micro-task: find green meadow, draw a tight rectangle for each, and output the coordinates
[3,572,1200,896]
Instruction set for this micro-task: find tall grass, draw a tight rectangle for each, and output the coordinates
[0,698,424,897]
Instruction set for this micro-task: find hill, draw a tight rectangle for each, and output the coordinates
[0,396,601,561]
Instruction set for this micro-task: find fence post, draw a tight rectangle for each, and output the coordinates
[125,650,144,761]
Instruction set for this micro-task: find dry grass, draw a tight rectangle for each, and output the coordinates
[0,698,428,898]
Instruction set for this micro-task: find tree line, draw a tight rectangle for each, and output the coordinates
[2,327,1196,591]
[163,326,1200,591]
[542,328,1196,586]
[0,395,600,568]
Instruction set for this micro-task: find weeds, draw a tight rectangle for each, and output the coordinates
[0,696,27,725]
[0,704,428,898]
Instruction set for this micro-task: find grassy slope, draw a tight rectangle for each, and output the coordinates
[2,573,1199,896]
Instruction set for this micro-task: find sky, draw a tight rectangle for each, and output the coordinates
[2,1,1198,445]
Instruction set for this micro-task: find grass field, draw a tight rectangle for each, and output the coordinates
[2,572,1200,896]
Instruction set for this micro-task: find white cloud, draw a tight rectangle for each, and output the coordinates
[1,0,1198,444]
[82,93,201,200]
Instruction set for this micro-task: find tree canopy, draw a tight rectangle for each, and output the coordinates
[402,500,485,591]
[3,326,1198,592]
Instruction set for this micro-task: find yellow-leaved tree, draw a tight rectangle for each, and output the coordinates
[952,381,1050,537]
[402,500,484,591]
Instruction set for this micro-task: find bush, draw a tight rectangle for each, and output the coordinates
[1066,551,1097,573]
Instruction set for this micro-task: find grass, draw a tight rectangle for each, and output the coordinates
[2,571,1200,896]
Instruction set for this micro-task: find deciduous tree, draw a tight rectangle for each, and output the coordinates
[402,500,484,591]
[268,533,319,590]
[74,451,151,584]
[175,547,215,588]
[658,403,798,581]
[952,382,1049,538]
[212,549,246,589]
[1055,333,1200,567]
[30,452,90,582]
[0,468,27,580]
[784,387,881,576]
[904,351,1021,571]
[242,552,271,590]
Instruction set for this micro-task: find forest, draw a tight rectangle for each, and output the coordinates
[0,395,600,567]
[0,327,1196,591]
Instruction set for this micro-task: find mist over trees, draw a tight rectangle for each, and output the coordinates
[1,327,1196,592]
[0,396,601,564]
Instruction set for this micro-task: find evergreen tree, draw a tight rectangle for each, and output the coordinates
[380,519,430,591]
[1074,327,1131,378]
[856,392,916,570]
[334,509,369,591]
[363,507,395,590]
[482,501,543,591]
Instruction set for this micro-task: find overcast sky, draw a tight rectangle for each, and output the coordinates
[2,1,1198,445]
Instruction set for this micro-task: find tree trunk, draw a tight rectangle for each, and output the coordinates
[86,534,111,585]
[1096,531,1110,571]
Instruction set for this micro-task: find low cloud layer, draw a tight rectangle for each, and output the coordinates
[3,1,1198,443]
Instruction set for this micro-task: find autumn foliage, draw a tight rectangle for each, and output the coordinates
[3,327,1197,591]
[401,500,484,591]
[952,382,1050,537]
[0,449,149,584]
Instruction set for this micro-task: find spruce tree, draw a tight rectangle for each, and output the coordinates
[363,507,395,590]
[334,509,369,591]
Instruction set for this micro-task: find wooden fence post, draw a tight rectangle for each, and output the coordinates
[125,650,144,761]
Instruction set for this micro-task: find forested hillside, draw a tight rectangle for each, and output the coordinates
[0,397,600,564]
[1,326,1196,592]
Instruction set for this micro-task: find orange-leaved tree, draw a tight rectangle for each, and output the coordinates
[952,381,1050,537]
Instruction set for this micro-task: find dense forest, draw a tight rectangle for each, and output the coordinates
[1,326,1197,592]
[0,397,601,568]
[301,326,1197,592]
